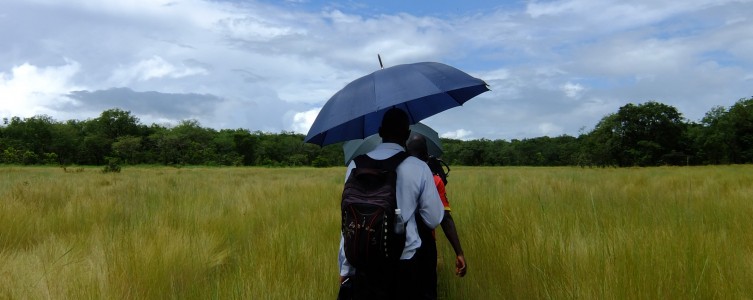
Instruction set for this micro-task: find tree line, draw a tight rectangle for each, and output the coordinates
[1,96,751,167]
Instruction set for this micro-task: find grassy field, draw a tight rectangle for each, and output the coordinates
[1,165,752,299]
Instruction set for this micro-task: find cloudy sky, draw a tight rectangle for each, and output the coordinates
[2,0,752,141]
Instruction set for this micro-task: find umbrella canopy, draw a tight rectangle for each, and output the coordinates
[342,122,443,165]
[304,62,489,146]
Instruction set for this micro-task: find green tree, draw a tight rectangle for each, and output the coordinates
[226,129,259,165]
[95,108,142,140]
[149,120,218,165]
[587,101,686,166]
[692,106,732,164]
[486,139,512,166]
[1,147,22,164]
[49,121,82,164]
[583,113,621,167]
[79,132,111,165]
[311,143,342,167]
[211,130,243,166]
[726,97,753,163]
[3,115,55,156]
[454,139,488,166]
[148,125,180,165]
[112,135,143,164]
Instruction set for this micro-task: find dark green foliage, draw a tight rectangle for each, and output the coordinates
[1,98,752,167]
[102,157,122,173]
[583,101,688,166]
[0,108,348,167]
[727,98,753,163]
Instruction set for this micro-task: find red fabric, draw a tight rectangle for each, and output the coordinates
[433,174,450,211]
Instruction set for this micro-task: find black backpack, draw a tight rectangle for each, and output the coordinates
[341,152,409,269]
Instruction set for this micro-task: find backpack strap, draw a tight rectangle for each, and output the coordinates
[353,151,409,172]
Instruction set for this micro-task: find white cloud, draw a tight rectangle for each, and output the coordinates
[29,0,231,28]
[441,129,473,140]
[2,0,752,141]
[290,108,321,134]
[561,82,585,98]
[108,56,208,85]
[538,122,564,137]
[0,60,82,118]
[218,15,307,42]
[589,38,692,76]
[526,0,733,28]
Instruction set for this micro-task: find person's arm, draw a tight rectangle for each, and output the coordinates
[339,234,355,282]
[440,212,467,277]
[339,162,357,282]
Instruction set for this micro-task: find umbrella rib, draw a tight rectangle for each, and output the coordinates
[405,105,417,124]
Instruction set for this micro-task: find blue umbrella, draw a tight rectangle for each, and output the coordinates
[304,62,489,146]
[342,122,443,165]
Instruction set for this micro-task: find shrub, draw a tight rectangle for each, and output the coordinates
[102,157,121,173]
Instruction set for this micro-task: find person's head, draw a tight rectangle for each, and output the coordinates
[406,133,429,161]
[378,107,410,146]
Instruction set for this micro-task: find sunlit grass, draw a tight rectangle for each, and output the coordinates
[0,166,342,299]
[1,165,752,299]
[437,165,753,299]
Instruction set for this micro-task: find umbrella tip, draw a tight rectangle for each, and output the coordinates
[377,54,384,69]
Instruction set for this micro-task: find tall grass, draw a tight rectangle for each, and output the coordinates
[0,166,343,299]
[437,166,753,299]
[1,165,752,299]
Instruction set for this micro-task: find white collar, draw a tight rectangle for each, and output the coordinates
[374,142,405,152]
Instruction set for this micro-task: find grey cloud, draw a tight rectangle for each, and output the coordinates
[62,87,310,133]
[64,87,223,120]
[232,68,268,83]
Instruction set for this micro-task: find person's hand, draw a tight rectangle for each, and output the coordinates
[455,255,467,277]
[340,276,347,284]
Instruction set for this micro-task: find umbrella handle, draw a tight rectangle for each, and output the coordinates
[440,158,451,177]
[428,156,451,185]
[378,54,384,69]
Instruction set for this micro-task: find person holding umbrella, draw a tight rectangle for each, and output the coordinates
[302,60,487,299]
[338,108,445,299]
[406,133,468,298]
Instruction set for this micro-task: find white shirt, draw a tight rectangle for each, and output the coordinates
[338,143,444,277]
